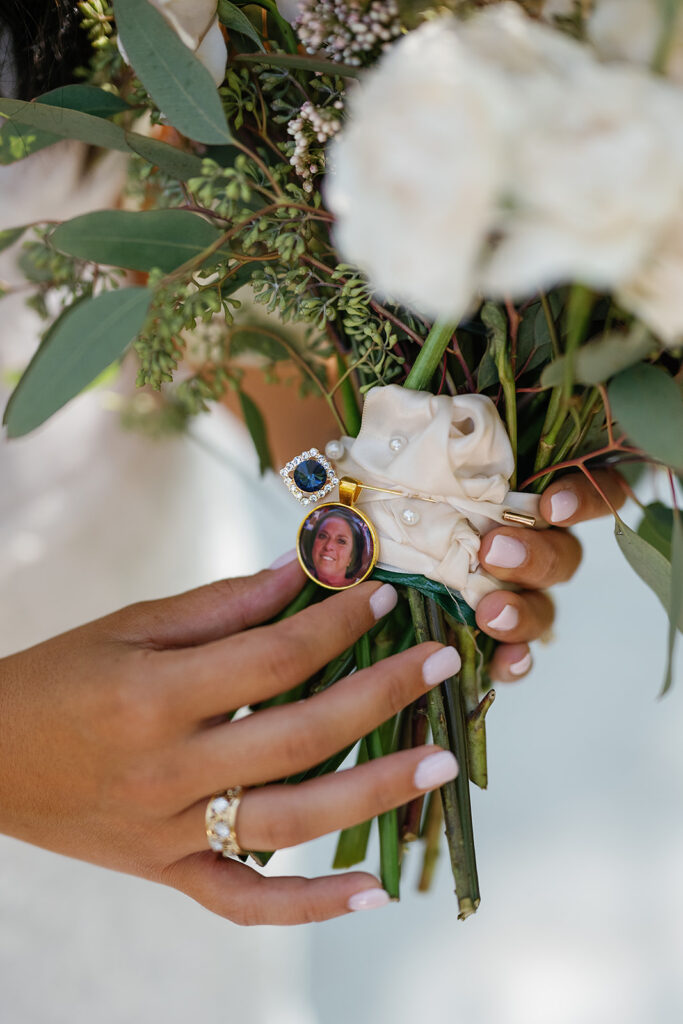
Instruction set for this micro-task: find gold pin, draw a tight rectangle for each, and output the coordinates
[502,510,537,527]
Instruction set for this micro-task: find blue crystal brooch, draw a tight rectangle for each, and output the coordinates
[280,448,339,505]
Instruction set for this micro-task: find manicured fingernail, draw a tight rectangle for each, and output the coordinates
[414,750,459,790]
[370,583,398,620]
[347,888,390,912]
[549,490,579,524]
[509,652,532,676]
[268,548,297,570]
[485,535,526,569]
[486,604,519,632]
[422,646,461,687]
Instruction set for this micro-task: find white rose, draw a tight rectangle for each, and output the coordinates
[327,3,683,325]
[119,0,226,87]
[588,0,683,85]
[482,61,683,296]
[617,211,683,348]
[325,19,516,320]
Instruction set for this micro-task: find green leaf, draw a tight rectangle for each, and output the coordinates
[230,325,289,362]
[238,390,273,474]
[0,86,130,163]
[614,518,683,632]
[516,302,554,376]
[371,568,476,627]
[233,51,362,78]
[124,132,204,181]
[52,210,223,272]
[663,509,683,694]
[3,287,152,437]
[217,0,265,50]
[608,363,683,472]
[114,0,231,144]
[0,98,129,154]
[0,226,28,252]
[541,329,655,388]
[39,85,131,117]
[637,502,674,560]
[222,260,266,296]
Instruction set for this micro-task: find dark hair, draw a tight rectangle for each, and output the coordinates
[1,2,91,100]
[302,507,367,581]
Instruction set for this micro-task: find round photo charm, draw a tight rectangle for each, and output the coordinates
[297,502,378,591]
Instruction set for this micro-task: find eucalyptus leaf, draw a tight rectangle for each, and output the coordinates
[125,132,204,181]
[233,51,362,78]
[0,98,129,153]
[608,363,683,472]
[637,502,674,560]
[614,519,683,632]
[0,86,131,163]
[114,0,232,144]
[541,329,655,388]
[222,261,266,296]
[0,226,28,252]
[663,510,683,694]
[3,287,152,437]
[217,0,265,50]
[52,210,224,272]
[230,325,289,362]
[238,390,273,474]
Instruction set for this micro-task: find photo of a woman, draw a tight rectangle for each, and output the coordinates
[298,505,376,589]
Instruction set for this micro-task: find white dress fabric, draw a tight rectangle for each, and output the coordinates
[331,384,541,607]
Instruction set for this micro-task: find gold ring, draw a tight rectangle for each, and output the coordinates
[205,787,245,857]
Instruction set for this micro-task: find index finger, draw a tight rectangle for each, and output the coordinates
[540,469,627,527]
[160,581,399,722]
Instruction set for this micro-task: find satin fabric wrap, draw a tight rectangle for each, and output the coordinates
[331,385,541,608]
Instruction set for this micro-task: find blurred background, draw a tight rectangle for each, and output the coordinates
[1,142,682,1024]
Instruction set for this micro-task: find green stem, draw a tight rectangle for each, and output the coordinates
[355,634,400,899]
[533,386,600,493]
[534,284,593,473]
[333,740,372,868]
[417,789,443,892]
[335,352,362,437]
[495,335,518,489]
[452,623,490,789]
[539,292,560,359]
[407,589,480,918]
[404,319,458,392]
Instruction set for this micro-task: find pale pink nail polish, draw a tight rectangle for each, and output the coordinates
[509,652,532,676]
[485,535,526,569]
[486,604,519,631]
[348,888,390,911]
[268,549,298,570]
[369,584,398,620]
[414,750,459,790]
[422,646,461,687]
[549,490,579,524]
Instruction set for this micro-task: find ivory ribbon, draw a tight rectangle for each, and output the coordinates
[330,384,542,608]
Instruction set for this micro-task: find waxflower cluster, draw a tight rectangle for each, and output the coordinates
[295,0,402,66]
[287,100,344,192]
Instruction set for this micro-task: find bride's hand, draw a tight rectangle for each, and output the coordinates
[476,469,627,680]
[0,569,461,925]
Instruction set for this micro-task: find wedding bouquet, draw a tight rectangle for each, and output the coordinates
[1,0,681,919]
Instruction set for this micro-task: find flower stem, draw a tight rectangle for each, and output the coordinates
[355,634,401,899]
[404,319,458,391]
[452,622,492,789]
[407,589,480,918]
[418,789,443,892]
